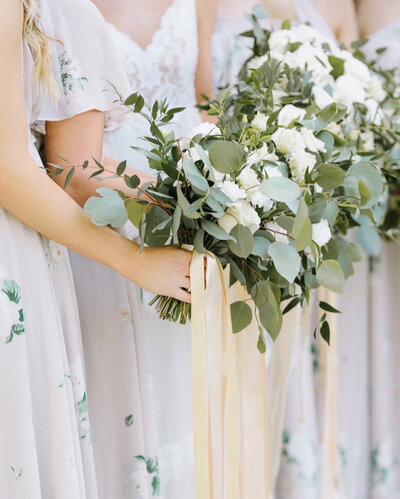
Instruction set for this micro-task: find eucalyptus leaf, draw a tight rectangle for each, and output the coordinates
[292,199,312,251]
[251,236,271,257]
[268,242,301,284]
[316,259,345,293]
[315,163,345,189]
[202,219,237,241]
[209,141,246,174]
[126,199,148,228]
[84,188,128,228]
[230,301,253,333]
[228,224,254,258]
[260,177,301,202]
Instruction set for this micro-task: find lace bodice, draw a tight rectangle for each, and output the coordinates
[108,0,198,109]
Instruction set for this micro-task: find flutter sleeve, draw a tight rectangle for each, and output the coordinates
[37,0,131,132]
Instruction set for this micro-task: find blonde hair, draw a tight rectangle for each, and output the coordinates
[22,0,57,94]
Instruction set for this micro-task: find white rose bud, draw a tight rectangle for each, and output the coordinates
[334,75,366,107]
[221,180,246,204]
[300,127,326,153]
[342,52,372,83]
[271,128,305,155]
[237,166,260,192]
[221,200,261,234]
[252,112,268,131]
[180,122,220,150]
[264,221,289,244]
[277,105,307,127]
[312,86,335,109]
[312,219,331,246]
[360,131,375,152]
[366,75,386,102]
[250,191,274,211]
[289,150,317,182]
[218,213,238,234]
[326,122,342,136]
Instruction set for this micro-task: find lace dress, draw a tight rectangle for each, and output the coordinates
[0,0,130,497]
[68,1,201,497]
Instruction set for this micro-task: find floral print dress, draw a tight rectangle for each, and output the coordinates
[0,0,129,497]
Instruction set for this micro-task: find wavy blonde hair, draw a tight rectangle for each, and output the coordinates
[22,0,57,93]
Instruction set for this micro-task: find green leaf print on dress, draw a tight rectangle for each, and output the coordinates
[58,50,88,107]
[135,455,161,496]
[0,279,25,344]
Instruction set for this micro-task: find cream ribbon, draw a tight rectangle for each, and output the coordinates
[189,249,240,499]
[320,288,345,498]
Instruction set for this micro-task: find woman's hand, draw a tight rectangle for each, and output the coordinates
[123,245,192,303]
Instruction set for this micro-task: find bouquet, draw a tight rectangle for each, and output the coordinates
[55,14,390,347]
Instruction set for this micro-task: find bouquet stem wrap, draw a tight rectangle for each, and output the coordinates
[188,247,240,499]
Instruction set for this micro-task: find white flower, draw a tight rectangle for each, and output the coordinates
[219,200,261,234]
[264,221,289,244]
[272,89,286,106]
[365,99,383,125]
[250,191,274,211]
[312,219,331,246]
[360,131,375,152]
[264,165,283,178]
[268,30,295,53]
[349,129,360,141]
[313,86,335,109]
[221,180,246,203]
[189,147,201,163]
[237,166,259,191]
[252,112,268,131]
[334,75,366,107]
[247,54,269,70]
[300,127,326,153]
[289,150,317,182]
[179,122,220,150]
[326,122,342,136]
[247,144,278,166]
[278,105,307,126]
[341,52,371,83]
[366,75,386,102]
[271,128,305,155]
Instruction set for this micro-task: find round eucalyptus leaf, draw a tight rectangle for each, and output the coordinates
[84,188,128,228]
[268,242,301,284]
[228,224,254,258]
[209,141,246,174]
[315,163,345,190]
[316,259,345,293]
[355,226,382,256]
[251,236,271,258]
[260,177,301,203]
[348,162,383,209]
[230,301,253,334]
[292,199,312,251]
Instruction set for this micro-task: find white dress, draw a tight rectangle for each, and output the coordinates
[68,1,202,497]
[212,2,369,497]
[0,0,129,498]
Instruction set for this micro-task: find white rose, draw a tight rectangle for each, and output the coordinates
[349,129,360,141]
[219,200,261,234]
[360,131,375,152]
[300,127,326,153]
[326,122,342,136]
[341,52,371,83]
[366,75,386,102]
[264,165,283,178]
[250,191,274,211]
[257,143,277,161]
[365,98,383,125]
[289,150,317,182]
[237,166,259,190]
[278,105,307,126]
[312,219,331,246]
[221,180,246,204]
[180,122,220,150]
[264,221,289,244]
[312,86,335,109]
[334,75,366,107]
[252,112,268,131]
[268,30,295,53]
[271,128,305,155]
[247,54,269,71]
[272,88,286,106]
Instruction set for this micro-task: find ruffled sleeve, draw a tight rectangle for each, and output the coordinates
[36,0,131,132]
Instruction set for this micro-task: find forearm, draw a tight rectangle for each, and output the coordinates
[0,153,137,274]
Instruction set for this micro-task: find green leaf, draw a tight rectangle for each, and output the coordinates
[257,329,266,353]
[358,179,371,206]
[260,177,301,203]
[176,184,191,212]
[319,301,341,313]
[251,236,271,257]
[252,3,268,18]
[356,226,381,256]
[328,55,345,79]
[230,301,253,333]
[182,157,209,193]
[193,227,205,254]
[320,320,330,345]
[144,206,171,246]
[125,414,134,427]
[292,199,312,251]
[268,242,301,284]
[347,162,383,209]
[2,280,21,304]
[84,188,128,228]
[152,476,161,496]
[126,199,148,228]
[315,163,345,189]
[116,161,127,176]
[255,281,282,341]
[171,206,182,244]
[11,323,25,335]
[209,141,246,174]
[316,259,345,293]
[283,296,302,315]
[228,224,254,258]
[202,220,236,241]
[64,166,75,188]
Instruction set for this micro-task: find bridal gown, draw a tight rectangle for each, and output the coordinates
[68,0,202,497]
[213,2,370,497]
[0,0,129,497]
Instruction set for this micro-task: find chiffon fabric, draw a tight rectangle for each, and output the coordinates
[68,1,202,497]
[0,0,130,497]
